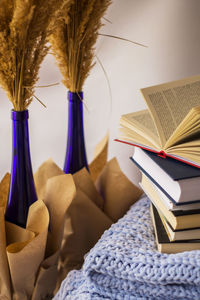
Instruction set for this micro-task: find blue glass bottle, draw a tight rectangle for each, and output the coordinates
[63,91,89,174]
[5,110,37,228]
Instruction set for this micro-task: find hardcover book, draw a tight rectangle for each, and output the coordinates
[131,147,200,203]
[117,74,200,168]
[159,212,200,242]
[144,173,200,211]
[141,174,200,230]
[150,204,200,253]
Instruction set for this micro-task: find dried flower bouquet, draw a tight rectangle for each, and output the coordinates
[0,0,72,226]
[50,0,112,174]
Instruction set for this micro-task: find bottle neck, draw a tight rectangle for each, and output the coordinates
[63,91,88,173]
[68,91,83,102]
[68,91,84,128]
[11,109,29,121]
[11,110,30,153]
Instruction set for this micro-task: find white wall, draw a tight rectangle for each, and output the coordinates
[1,0,200,184]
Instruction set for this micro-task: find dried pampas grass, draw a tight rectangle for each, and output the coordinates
[0,0,72,111]
[50,0,112,93]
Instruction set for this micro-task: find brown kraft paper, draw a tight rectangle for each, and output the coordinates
[32,174,76,300]
[6,200,49,300]
[89,133,109,182]
[96,157,143,222]
[33,159,112,288]
[0,134,142,299]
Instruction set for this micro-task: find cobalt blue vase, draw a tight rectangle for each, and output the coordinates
[63,91,89,174]
[5,110,37,228]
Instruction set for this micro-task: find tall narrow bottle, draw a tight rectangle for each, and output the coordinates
[5,110,37,228]
[63,91,89,174]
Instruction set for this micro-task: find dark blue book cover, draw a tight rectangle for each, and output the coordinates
[130,153,200,205]
[141,149,200,180]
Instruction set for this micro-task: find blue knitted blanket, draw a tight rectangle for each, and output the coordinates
[54,196,200,300]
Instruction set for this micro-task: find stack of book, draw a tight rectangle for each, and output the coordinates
[117,74,200,253]
[132,147,200,253]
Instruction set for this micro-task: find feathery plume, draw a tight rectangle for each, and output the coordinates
[0,0,72,111]
[50,0,112,93]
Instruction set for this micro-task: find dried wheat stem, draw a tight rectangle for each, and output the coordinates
[0,0,72,111]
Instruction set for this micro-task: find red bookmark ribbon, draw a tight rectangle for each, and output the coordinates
[157,150,166,158]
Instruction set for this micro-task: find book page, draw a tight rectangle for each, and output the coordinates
[166,139,200,165]
[119,127,160,150]
[121,110,160,143]
[164,107,200,149]
[129,110,158,135]
[140,74,200,146]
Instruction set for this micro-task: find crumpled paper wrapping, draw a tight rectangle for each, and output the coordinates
[0,171,75,300]
[0,137,143,299]
[96,158,143,222]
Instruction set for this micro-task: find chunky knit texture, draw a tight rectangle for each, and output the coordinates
[54,196,200,299]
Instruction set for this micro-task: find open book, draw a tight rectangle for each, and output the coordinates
[116,74,200,168]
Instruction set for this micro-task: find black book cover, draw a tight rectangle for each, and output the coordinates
[151,204,200,244]
[142,149,200,181]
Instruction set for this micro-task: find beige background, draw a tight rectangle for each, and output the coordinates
[1,0,200,184]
